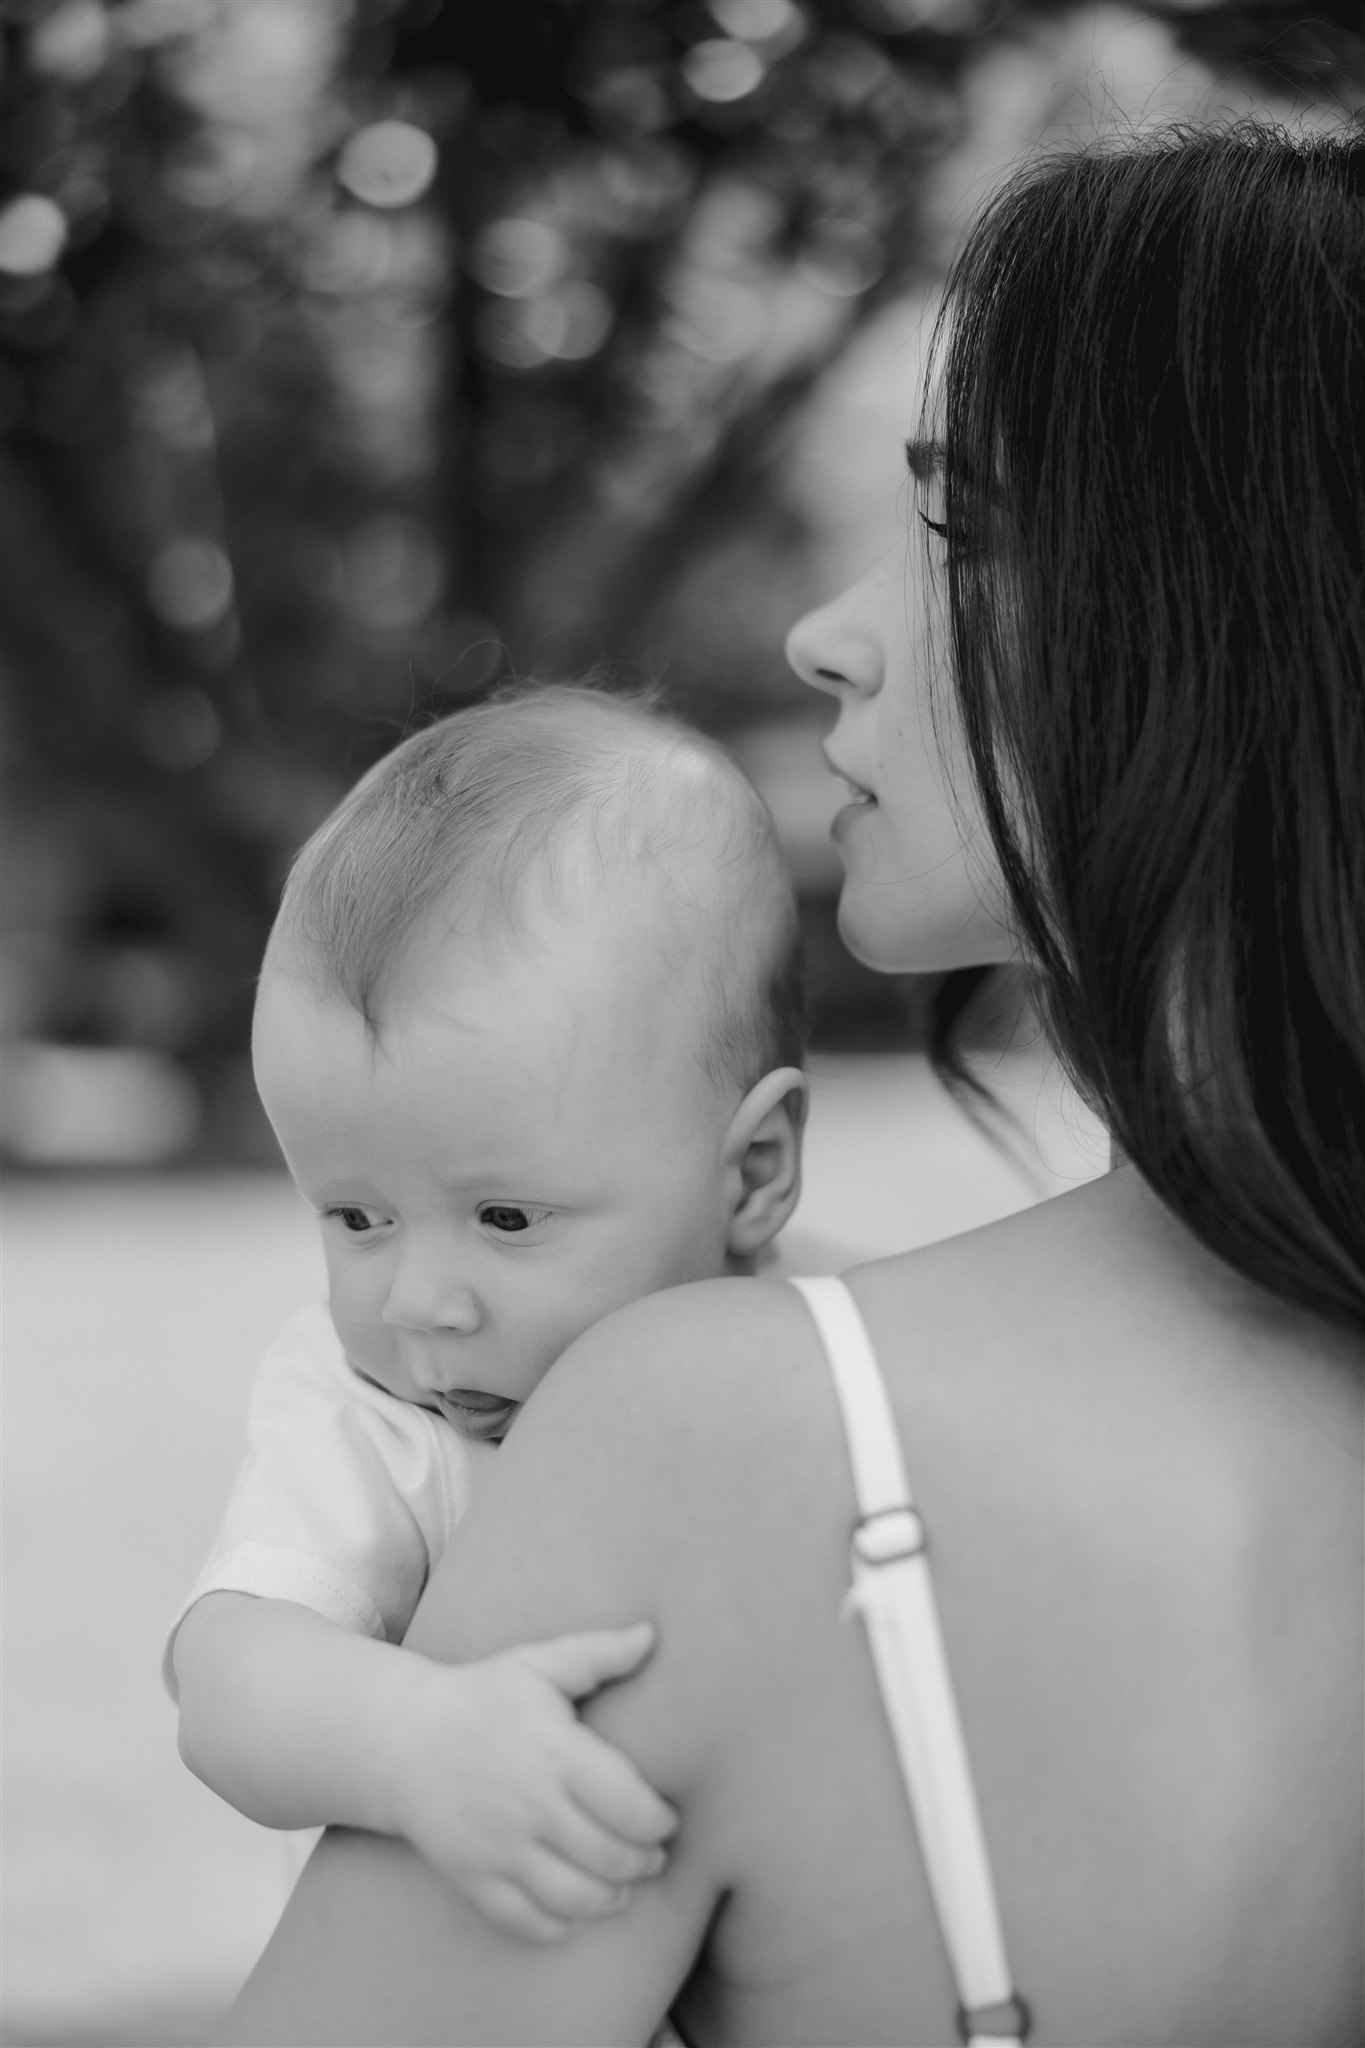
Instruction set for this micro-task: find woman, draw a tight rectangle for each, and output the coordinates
[222,123,1363,2047]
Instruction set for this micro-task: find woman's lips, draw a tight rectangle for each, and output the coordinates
[828,770,877,836]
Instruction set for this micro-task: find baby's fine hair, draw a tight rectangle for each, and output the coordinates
[271,681,806,1096]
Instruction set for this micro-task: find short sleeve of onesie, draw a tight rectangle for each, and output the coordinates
[162,1302,494,1697]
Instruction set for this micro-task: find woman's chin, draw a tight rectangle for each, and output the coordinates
[835,884,1014,976]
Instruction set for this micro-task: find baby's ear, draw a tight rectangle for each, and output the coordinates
[723,1067,808,1260]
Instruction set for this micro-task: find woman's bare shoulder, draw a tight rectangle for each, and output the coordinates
[497,1274,848,1552]
[542,1273,826,1421]
[850,1163,1363,1389]
[544,1177,1143,1440]
[412,1276,848,1657]
[533,1171,1360,1513]
[460,1172,1360,1651]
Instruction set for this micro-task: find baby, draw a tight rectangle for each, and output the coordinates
[168,682,808,1942]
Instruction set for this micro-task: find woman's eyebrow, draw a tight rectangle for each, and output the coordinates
[907,436,999,506]
[903,438,942,480]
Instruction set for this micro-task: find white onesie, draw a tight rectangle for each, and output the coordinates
[163,1302,497,1696]
[164,1225,863,1699]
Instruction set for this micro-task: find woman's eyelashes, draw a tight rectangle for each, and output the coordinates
[918,507,986,556]
[907,444,989,553]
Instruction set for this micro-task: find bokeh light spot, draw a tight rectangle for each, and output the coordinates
[475,300,547,370]
[336,121,438,210]
[27,0,111,80]
[147,539,235,631]
[852,0,986,24]
[670,276,767,361]
[300,211,394,294]
[133,351,215,451]
[682,39,766,103]
[138,687,222,770]
[161,130,257,210]
[118,0,214,46]
[533,281,614,361]
[800,220,884,296]
[471,218,565,299]
[343,515,444,629]
[0,196,68,278]
[580,66,671,134]
[707,0,799,42]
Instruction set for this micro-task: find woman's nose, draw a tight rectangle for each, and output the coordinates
[785,575,886,702]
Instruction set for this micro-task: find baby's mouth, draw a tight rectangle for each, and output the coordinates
[434,1389,518,1442]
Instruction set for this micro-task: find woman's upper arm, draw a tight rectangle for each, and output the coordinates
[219,1823,717,2048]
[218,1280,804,2047]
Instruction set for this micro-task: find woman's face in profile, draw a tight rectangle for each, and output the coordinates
[786,468,1016,975]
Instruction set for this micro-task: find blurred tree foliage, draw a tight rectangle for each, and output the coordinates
[1,0,1361,1152]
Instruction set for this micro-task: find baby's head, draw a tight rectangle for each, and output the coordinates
[252,683,805,1441]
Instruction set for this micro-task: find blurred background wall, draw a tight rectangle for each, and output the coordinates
[2,0,1362,1169]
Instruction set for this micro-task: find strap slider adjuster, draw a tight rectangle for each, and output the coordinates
[956,1991,1032,2042]
[852,1503,927,1566]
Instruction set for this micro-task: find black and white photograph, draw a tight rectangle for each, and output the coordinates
[3,0,1362,2042]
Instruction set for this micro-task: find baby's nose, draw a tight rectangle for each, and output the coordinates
[381,1249,481,1336]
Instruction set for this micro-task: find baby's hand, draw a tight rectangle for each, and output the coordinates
[383,1623,677,1943]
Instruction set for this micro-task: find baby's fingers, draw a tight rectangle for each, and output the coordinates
[564,1727,678,1846]
[514,1623,656,1703]
[542,1799,670,1887]
[516,1848,634,1926]
[470,1876,573,1947]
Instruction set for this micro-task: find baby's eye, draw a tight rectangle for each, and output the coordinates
[478,1203,545,1236]
[328,1205,384,1234]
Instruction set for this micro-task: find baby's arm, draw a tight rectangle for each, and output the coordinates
[173,1592,675,1942]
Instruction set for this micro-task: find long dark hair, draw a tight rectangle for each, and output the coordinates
[932,122,1365,1334]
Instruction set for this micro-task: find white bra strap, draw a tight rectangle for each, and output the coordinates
[790,1276,1031,2048]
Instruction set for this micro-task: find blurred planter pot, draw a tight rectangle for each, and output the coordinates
[0,1043,200,1167]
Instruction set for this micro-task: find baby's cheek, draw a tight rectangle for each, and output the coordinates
[324,1261,384,1367]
